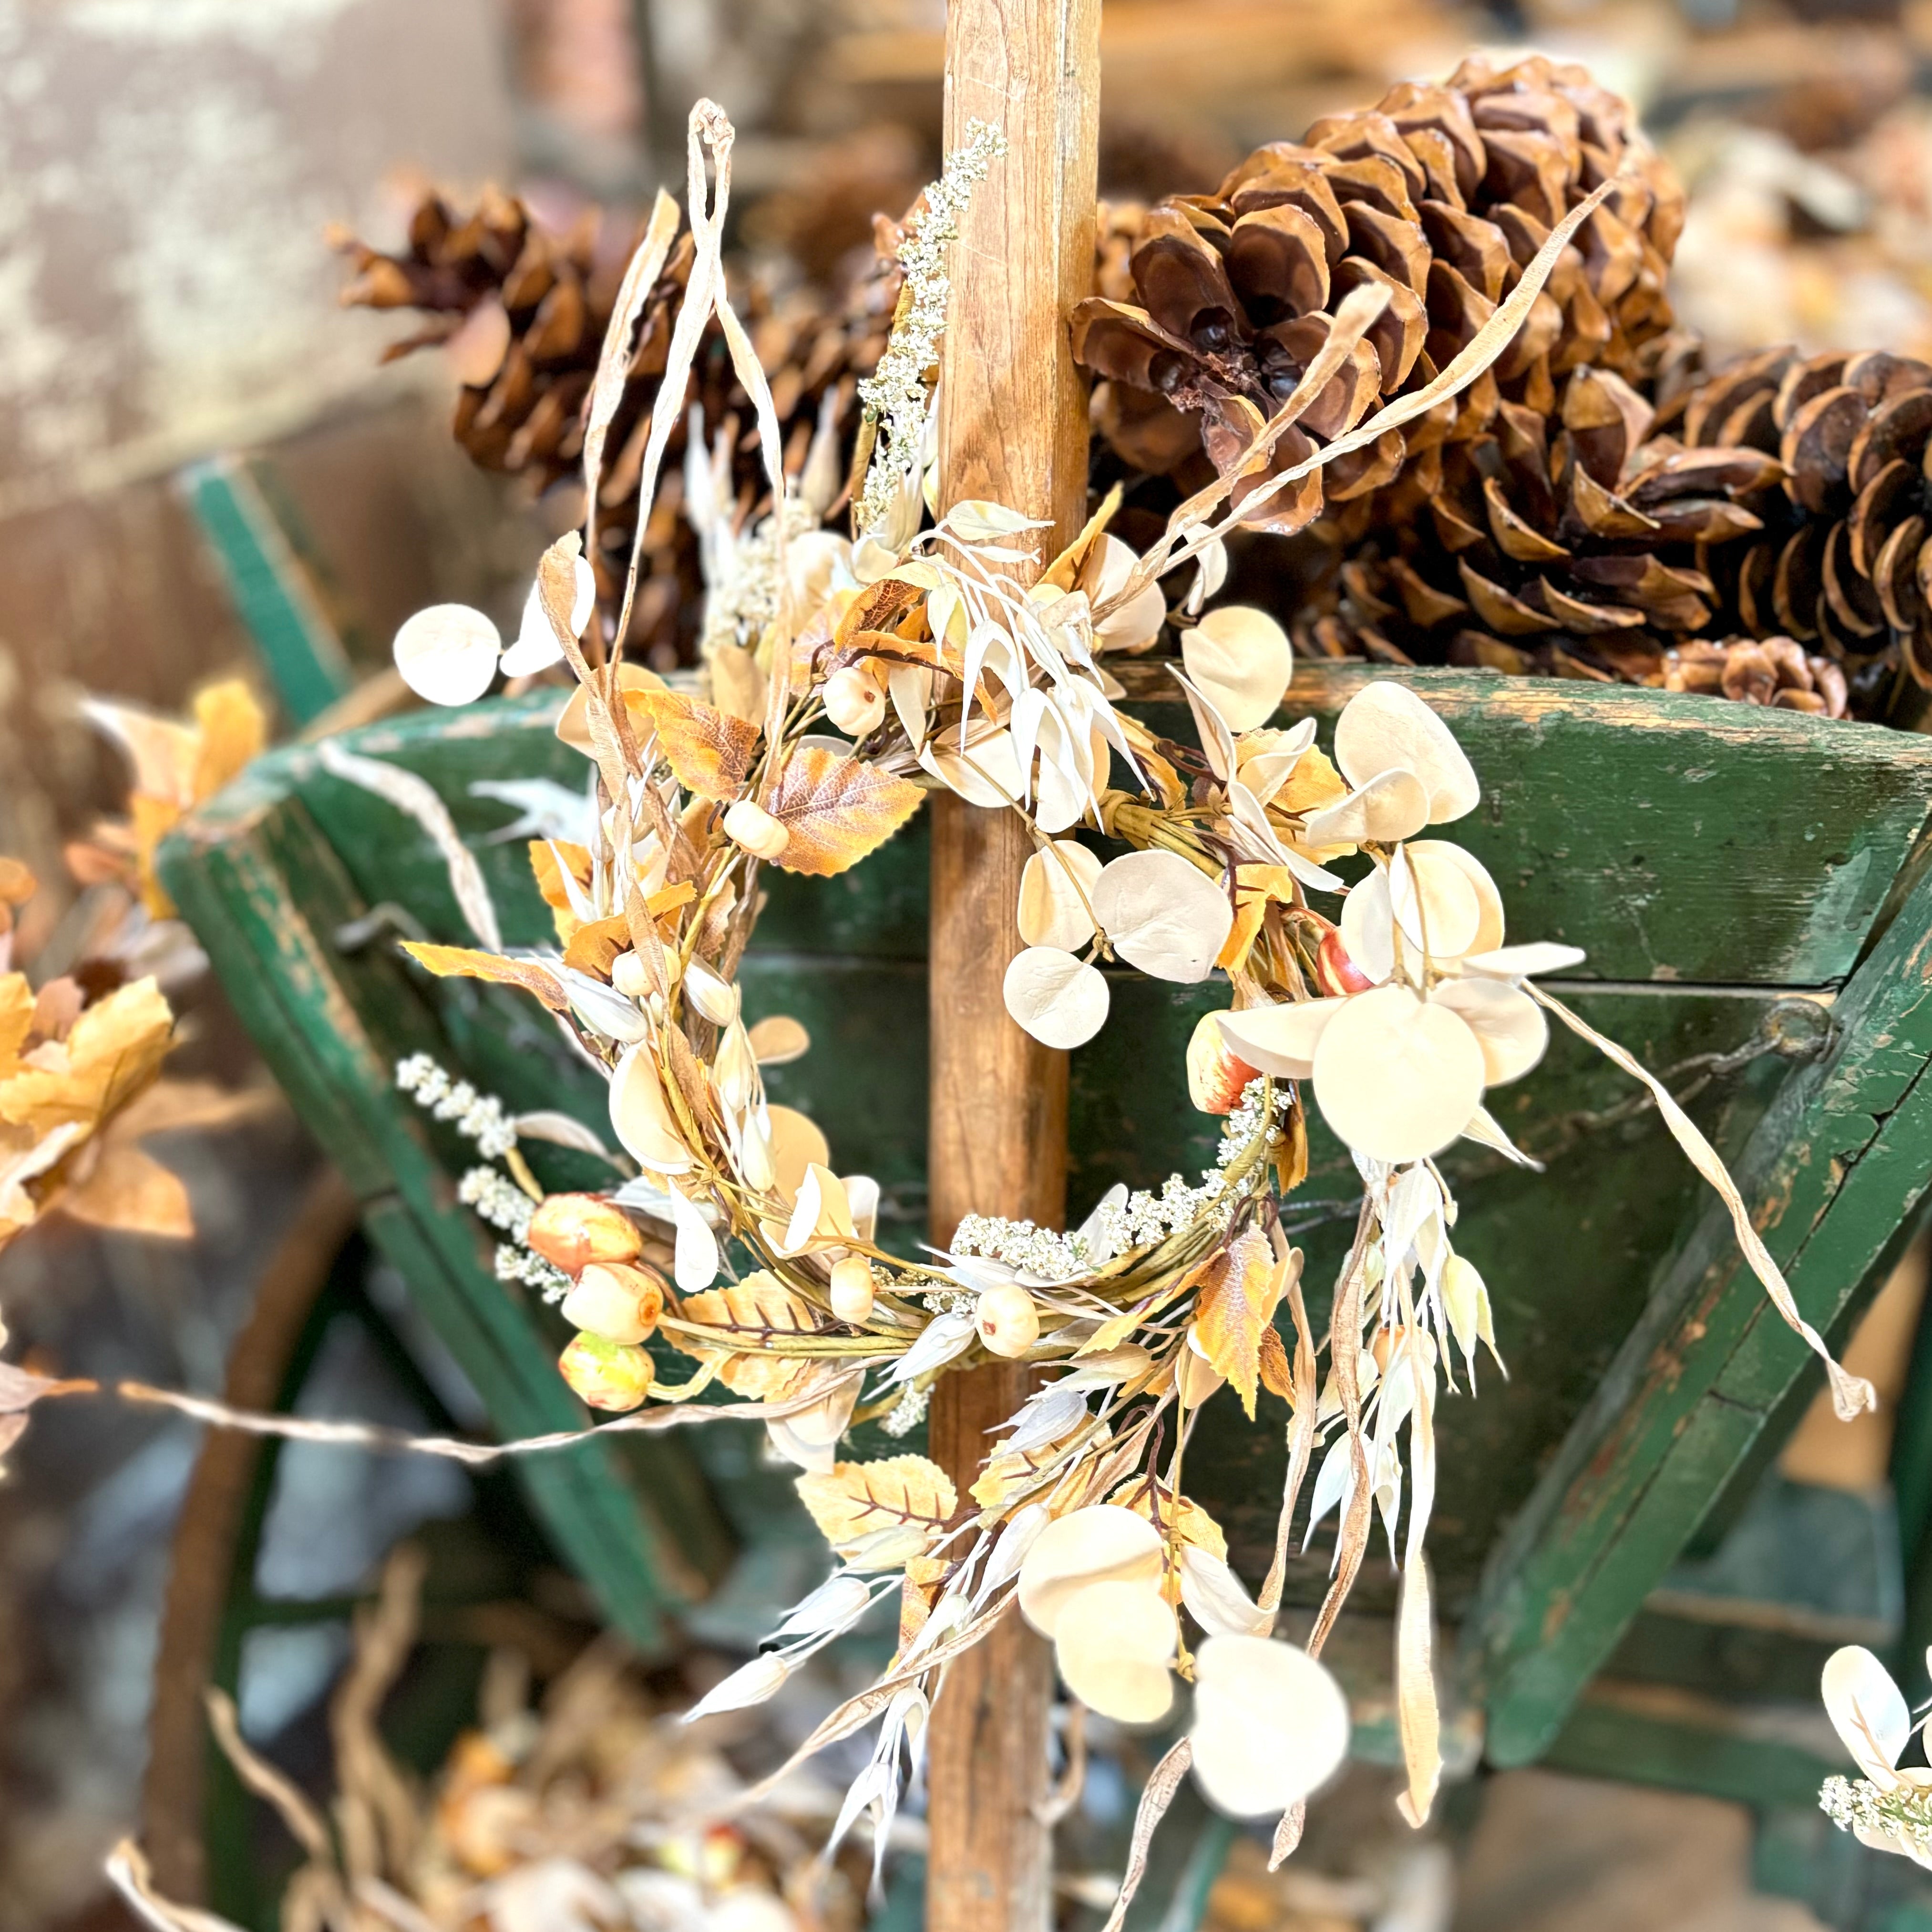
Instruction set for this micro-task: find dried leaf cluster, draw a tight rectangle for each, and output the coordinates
[310,97,1873,1902]
[112,1548,879,1932]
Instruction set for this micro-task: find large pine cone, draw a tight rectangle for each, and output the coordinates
[1071,54,1684,532]
[1304,362,1857,706]
[336,189,898,667]
[1664,344,1932,713]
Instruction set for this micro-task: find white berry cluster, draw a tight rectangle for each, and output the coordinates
[396,1053,517,1158]
[853,118,1005,536]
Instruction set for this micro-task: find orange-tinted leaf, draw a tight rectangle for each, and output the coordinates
[528,838,592,911]
[0,860,36,906]
[0,976,33,1071]
[766,745,925,877]
[562,915,631,978]
[631,690,760,800]
[1258,1325,1294,1401]
[61,1141,194,1238]
[834,577,925,647]
[1192,1227,1286,1420]
[190,681,267,802]
[401,943,569,1011]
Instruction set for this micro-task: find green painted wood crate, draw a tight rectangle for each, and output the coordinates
[156,663,1932,1792]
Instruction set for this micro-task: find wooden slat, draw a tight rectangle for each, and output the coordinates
[1459,850,1932,1765]
[925,2,1099,1926]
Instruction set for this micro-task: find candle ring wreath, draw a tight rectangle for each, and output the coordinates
[26,90,1884,1919]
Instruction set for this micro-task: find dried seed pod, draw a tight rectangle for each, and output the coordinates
[560,1260,666,1345]
[723,800,791,861]
[525,1192,644,1274]
[975,1280,1041,1358]
[1187,1010,1259,1114]
[557,1334,653,1412]
[830,1254,875,1324]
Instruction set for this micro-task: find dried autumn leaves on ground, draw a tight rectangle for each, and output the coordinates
[304,97,1875,1912]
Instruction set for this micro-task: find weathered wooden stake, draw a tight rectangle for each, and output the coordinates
[926,2,1100,1929]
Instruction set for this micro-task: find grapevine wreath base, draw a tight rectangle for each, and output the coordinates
[6,94,1881,1922]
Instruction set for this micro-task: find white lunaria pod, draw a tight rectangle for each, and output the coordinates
[1083,534,1169,652]
[1017,1504,1164,1639]
[1430,977,1548,1086]
[1410,840,1504,955]
[1017,841,1103,952]
[1340,871,1397,985]
[609,1043,693,1174]
[830,1254,875,1323]
[1462,940,1586,980]
[766,1106,832,1200]
[1178,1545,1272,1637]
[1090,849,1233,984]
[785,1163,857,1254]
[1312,983,1487,1165]
[392,604,501,707]
[1217,998,1346,1082]
[1332,681,1480,824]
[1188,1634,1351,1817]
[982,1501,1050,1595]
[683,958,740,1026]
[723,799,791,861]
[1053,1579,1178,1725]
[975,1280,1040,1358]
[1003,947,1110,1048]
[502,551,596,676]
[823,665,888,737]
[683,1651,791,1722]
[1178,606,1293,733]
[747,1015,811,1064]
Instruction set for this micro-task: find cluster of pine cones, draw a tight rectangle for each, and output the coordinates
[337,55,1932,722]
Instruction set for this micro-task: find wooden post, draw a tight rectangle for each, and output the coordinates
[925,3,1100,1930]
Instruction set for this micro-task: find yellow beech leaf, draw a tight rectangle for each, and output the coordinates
[1258,1325,1294,1401]
[0,976,34,1073]
[796,1455,957,1561]
[834,576,925,648]
[1107,1478,1229,1561]
[676,1270,828,1401]
[0,978,175,1134]
[60,1141,194,1239]
[1274,745,1349,816]
[562,915,631,979]
[401,944,569,1012]
[1077,1299,1153,1357]
[189,681,267,803]
[130,793,185,917]
[630,690,760,800]
[766,745,925,877]
[1192,1227,1286,1420]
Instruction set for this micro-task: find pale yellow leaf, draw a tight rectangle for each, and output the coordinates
[1191,1228,1286,1419]
[630,689,760,800]
[765,744,925,877]
[400,944,569,1013]
[795,1454,957,1561]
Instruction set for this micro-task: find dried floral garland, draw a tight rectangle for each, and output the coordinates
[2,98,1881,1911]
[360,101,1878,1903]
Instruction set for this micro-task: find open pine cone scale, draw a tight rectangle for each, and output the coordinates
[1072,54,1683,534]
[1667,346,1932,701]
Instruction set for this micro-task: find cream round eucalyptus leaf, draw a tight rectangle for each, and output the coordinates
[1188,1634,1351,1817]
[1388,843,1484,962]
[1086,534,1169,653]
[1052,1578,1178,1724]
[1301,766,1430,848]
[1216,997,1347,1082]
[1461,941,1586,980]
[1430,977,1549,1086]
[1822,1645,1910,1783]
[1090,848,1233,984]
[1003,948,1110,1048]
[1178,1545,1272,1638]
[1017,841,1103,952]
[1312,983,1487,1164]
[393,604,502,707]
[1332,681,1480,823]
[1340,872,1396,986]
[1179,606,1294,733]
[765,1106,832,1202]
[502,554,596,676]
[609,1042,694,1174]
[747,1015,810,1065]
[1411,840,1505,956]
[1016,1503,1164,1639]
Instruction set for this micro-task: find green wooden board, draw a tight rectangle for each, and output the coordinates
[159,664,1932,1799]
